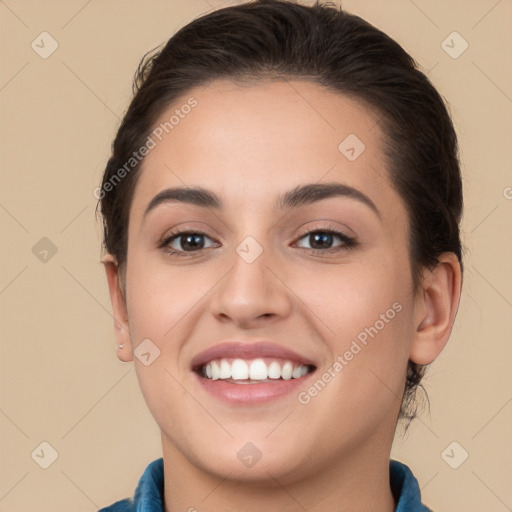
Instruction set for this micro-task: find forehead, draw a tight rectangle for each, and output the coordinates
[130,79,402,221]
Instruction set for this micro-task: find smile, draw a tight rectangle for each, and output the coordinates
[200,357,313,382]
[191,341,317,404]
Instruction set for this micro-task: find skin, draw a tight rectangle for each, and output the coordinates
[104,79,462,512]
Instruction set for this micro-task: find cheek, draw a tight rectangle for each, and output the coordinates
[296,253,410,343]
[125,256,205,342]
[294,251,414,395]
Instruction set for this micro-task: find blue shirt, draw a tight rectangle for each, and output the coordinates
[98,458,433,511]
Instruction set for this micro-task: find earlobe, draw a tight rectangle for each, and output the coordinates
[409,253,462,365]
[103,254,133,363]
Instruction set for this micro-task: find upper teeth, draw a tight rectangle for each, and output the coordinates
[203,358,310,381]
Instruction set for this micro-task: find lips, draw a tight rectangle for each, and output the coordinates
[190,340,317,405]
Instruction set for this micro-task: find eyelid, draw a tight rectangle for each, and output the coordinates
[294,220,356,239]
[158,222,220,245]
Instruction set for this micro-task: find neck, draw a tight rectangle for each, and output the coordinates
[161,432,397,512]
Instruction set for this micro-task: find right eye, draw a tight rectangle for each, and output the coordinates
[160,231,219,257]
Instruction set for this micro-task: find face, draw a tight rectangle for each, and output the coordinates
[114,79,424,482]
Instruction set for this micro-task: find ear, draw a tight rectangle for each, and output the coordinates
[103,254,133,362]
[410,252,462,365]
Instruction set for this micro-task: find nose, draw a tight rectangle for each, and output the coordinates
[209,241,293,329]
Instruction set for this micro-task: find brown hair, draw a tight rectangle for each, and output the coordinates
[97,0,463,427]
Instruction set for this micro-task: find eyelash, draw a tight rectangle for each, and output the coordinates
[159,226,358,258]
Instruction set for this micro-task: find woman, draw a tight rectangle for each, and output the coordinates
[97,1,463,510]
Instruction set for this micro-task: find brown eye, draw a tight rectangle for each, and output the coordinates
[161,231,218,256]
[295,229,356,252]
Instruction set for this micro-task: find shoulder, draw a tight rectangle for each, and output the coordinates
[390,459,434,512]
[97,458,165,512]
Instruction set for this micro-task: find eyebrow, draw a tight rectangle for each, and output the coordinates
[143,182,381,220]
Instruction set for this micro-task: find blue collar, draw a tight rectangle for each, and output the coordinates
[99,458,433,511]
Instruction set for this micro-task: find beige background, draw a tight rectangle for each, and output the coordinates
[0,0,511,510]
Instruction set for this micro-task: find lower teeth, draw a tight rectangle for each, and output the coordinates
[228,378,275,384]
[205,376,305,383]
[205,377,279,384]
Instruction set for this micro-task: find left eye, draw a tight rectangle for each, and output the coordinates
[295,230,353,251]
